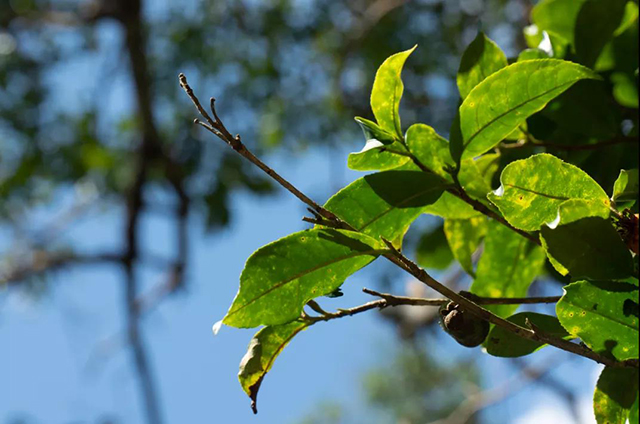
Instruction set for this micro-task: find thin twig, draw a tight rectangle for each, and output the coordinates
[179,77,638,369]
[362,288,561,306]
[501,135,637,151]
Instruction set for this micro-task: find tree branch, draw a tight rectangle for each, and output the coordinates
[362,288,561,305]
[178,77,638,369]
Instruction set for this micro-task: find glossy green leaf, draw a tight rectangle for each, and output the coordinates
[457,32,508,99]
[416,224,454,270]
[324,171,445,245]
[239,321,309,414]
[371,45,416,138]
[406,123,454,179]
[488,154,610,231]
[459,60,600,159]
[518,48,551,61]
[593,366,639,424]
[557,280,639,361]
[541,217,634,280]
[347,141,410,171]
[574,0,628,67]
[470,221,546,317]
[485,312,570,357]
[532,0,586,44]
[612,169,639,208]
[444,217,487,276]
[222,229,383,328]
[354,116,397,145]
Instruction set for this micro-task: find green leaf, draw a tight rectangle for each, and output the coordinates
[416,223,454,270]
[540,217,634,280]
[444,217,487,276]
[612,169,639,208]
[459,60,600,159]
[518,48,551,61]
[532,0,586,45]
[557,280,639,361]
[323,171,445,246]
[574,0,629,67]
[423,193,481,219]
[371,45,416,139]
[470,221,546,317]
[614,1,639,37]
[222,229,383,328]
[612,72,639,108]
[488,154,611,231]
[485,312,570,357]
[354,117,397,145]
[347,141,410,171]
[593,366,639,424]
[238,321,309,414]
[406,123,454,178]
[459,153,500,199]
[457,32,508,99]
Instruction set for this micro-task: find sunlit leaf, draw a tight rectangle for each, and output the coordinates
[457,32,508,99]
[444,217,487,276]
[371,45,416,139]
[222,229,384,328]
[354,116,397,145]
[518,48,551,61]
[485,312,570,357]
[593,366,639,424]
[323,171,445,245]
[347,141,410,171]
[239,321,309,414]
[540,217,634,280]
[612,169,639,208]
[406,123,453,178]
[459,60,600,159]
[488,154,610,231]
[470,221,546,317]
[557,280,639,361]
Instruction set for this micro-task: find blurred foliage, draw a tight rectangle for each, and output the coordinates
[0,0,531,232]
[294,343,481,424]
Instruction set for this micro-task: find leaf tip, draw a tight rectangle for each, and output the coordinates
[492,184,505,197]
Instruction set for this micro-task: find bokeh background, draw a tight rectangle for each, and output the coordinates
[1,1,609,423]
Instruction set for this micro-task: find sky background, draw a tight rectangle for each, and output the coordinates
[1,1,608,423]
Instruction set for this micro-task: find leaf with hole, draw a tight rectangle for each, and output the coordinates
[222,229,384,328]
[239,321,309,414]
[488,154,610,231]
[557,280,639,361]
[459,60,600,159]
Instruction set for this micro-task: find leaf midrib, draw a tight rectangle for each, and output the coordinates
[226,249,384,319]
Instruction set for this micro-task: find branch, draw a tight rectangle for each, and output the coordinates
[362,288,561,305]
[179,74,349,227]
[178,77,638,369]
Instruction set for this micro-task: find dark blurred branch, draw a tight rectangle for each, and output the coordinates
[2,251,122,286]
